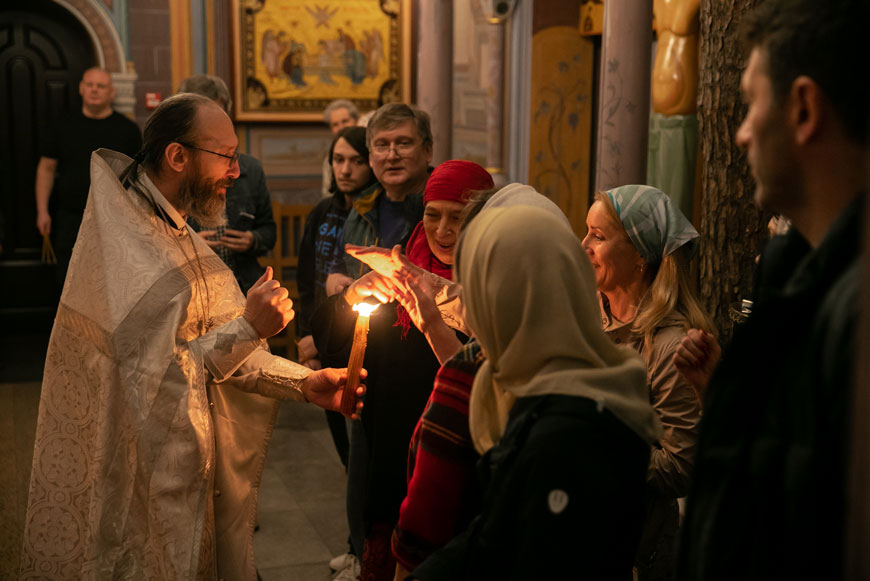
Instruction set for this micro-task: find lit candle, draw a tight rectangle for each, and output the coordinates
[341,301,380,415]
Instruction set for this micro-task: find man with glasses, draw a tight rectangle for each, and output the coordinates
[178,75,277,295]
[35,67,142,285]
[327,103,433,291]
[21,93,365,580]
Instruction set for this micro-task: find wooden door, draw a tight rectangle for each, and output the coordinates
[0,0,95,330]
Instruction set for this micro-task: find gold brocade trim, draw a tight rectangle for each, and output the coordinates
[56,303,113,358]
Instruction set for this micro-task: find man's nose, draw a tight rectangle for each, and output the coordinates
[228,158,241,179]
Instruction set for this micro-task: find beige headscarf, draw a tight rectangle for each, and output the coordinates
[457,206,662,454]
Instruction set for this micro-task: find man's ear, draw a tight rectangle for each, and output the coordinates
[789,76,824,146]
[164,142,188,174]
[423,142,433,165]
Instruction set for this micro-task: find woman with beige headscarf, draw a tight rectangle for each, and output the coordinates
[410,205,660,580]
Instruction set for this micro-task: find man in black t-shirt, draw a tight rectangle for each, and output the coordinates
[35,67,142,284]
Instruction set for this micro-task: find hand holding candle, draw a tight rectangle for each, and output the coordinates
[342,301,380,415]
[301,367,366,418]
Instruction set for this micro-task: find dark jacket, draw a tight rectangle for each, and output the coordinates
[677,193,864,581]
[296,192,350,337]
[413,394,651,581]
[311,294,461,527]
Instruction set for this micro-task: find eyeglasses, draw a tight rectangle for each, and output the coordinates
[371,141,418,158]
[178,142,240,166]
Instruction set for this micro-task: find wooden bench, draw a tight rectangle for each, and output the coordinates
[258,202,313,359]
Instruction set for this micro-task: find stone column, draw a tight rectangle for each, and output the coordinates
[416,0,453,164]
[485,21,507,185]
[594,0,653,191]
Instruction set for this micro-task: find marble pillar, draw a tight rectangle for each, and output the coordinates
[485,21,507,185]
[594,0,653,191]
[416,0,453,164]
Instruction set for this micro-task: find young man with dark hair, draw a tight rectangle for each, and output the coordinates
[675,0,869,578]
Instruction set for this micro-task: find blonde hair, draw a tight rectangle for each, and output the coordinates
[594,192,715,356]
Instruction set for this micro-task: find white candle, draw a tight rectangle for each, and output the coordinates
[341,302,379,415]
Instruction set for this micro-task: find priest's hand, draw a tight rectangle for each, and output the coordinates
[302,367,366,419]
[243,266,294,338]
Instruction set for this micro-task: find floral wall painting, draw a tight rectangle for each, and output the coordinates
[232,0,410,121]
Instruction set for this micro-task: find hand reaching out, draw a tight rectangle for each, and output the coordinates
[393,268,440,334]
[344,270,400,306]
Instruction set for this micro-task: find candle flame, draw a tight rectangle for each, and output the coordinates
[353,302,380,317]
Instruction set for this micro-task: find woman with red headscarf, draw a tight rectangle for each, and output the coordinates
[311,160,493,581]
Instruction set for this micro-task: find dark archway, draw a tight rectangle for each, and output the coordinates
[0,0,95,331]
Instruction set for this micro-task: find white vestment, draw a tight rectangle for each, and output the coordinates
[21,149,310,580]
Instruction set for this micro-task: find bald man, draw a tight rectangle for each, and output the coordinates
[35,67,141,284]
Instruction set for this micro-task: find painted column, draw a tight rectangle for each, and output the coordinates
[594,0,653,191]
[416,0,453,164]
[484,20,507,185]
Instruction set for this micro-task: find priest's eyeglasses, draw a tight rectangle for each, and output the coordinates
[178,142,240,166]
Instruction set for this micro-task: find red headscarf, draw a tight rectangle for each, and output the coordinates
[404,160,494,280]
[395,160,493,337]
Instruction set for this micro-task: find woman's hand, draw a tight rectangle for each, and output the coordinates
[344,270,399,306]
[394,268,440,334]
[345,243,405,277]
[346,244,430,286]
[673,329,722,401]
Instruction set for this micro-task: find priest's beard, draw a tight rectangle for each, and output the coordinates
[178,168,233,228]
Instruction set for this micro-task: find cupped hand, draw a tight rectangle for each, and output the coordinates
[345,243,404,278]
[345,270,399,306]
[326,273,353,297]
[301,366,366,419]
[243,266,294,338]
[393,269,440,334]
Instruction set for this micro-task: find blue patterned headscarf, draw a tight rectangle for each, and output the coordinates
[605,185,699,264]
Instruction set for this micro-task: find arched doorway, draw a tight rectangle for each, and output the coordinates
[0,0,96,332]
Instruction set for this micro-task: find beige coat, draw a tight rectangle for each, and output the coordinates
[599,294,702,575]
[21,150,310,580]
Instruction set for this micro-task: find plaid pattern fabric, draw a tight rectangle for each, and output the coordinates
[212,225,235,270]
[391,340,484,570]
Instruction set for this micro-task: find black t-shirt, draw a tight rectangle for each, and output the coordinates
[43,111,142,212]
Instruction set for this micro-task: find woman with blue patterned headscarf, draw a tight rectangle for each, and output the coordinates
[581,184,715,581]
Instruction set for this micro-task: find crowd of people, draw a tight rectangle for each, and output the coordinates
[20,0,867,579]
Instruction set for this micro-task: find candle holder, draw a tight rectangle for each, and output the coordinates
[341,301,380,415]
